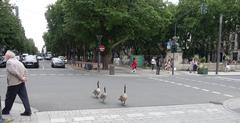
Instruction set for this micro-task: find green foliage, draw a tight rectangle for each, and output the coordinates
[177,0,240,60]
[0,0,37,54]
[44,0,174,57]
[199,57,206,63]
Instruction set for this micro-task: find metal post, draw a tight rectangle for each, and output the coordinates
[96,35,102,73]
[174,23,177,36]
[216,14,223,75]
[0,96,3,123]
[172,52,175,75]
[98,49,100,72]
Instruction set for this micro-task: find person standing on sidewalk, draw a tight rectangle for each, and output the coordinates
[2,50,32,116]
[131,57,137,73]
[151,57,156,70]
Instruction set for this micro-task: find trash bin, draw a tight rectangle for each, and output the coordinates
[84,63,93,70]
[109,65,115,75]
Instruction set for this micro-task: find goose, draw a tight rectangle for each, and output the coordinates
[93,81,101,98]
[100,87,107,103]
[119,84,128,105]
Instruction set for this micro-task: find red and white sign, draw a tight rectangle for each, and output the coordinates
[99,44,105,52]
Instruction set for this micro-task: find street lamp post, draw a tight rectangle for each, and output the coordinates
[171,37,177,75]
[216,14,223,75]
[96,35,103,72]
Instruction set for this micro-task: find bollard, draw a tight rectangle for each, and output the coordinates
[0,96,3,123]
[156,66,160,75]
[109,65,115,75]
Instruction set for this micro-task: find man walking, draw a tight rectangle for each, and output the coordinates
[2,50,31,116]
[151,57,156,70]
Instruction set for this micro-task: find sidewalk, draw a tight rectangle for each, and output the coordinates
[70,63,240,76]
[224,98,240,113]
[70,64,190,77]
[208,71,240,75]
[1,101,38,123]
[2,100,240,123]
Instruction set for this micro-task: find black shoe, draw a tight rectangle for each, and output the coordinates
[2,111,9,115]
[20,112,31,116]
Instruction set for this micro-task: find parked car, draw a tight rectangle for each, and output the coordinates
[22,55,39,68]
[58,56,67,64]
[45,53,52,60]
[0,56,6,68]
[51,57,65,68]
[37,56,44,60]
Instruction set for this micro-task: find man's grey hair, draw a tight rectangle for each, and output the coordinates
[5,50,16,58]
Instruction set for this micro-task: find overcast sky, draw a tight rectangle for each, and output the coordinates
[10,0,178,52]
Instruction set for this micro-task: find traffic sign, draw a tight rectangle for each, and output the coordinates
[99,44,105,52]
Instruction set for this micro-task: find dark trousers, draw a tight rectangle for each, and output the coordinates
[2,83,31,113]
[152,64,155,70]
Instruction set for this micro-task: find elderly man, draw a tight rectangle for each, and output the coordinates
[2,50,31,116]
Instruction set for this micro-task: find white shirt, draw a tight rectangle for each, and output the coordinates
[151,59,156,65]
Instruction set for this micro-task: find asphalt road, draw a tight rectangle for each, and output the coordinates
[1,60,240,111]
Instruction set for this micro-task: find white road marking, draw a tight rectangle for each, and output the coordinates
[229,86,236,89]
[187,109,204,113]
[192,87,200,90]
[211,91,221,95]
[101,115,120,119]
[170,82,176,84]
[148,112,167,116]
[176,76,238,90]
[219,84,226,87]
[150,77,236,98]
[51,118,67,123]
[201,89,209,92]
[170,111,185,115]
[73,116,95,121]
[205,108,222,113]
[183,85,191,88]
[127,113,145,117]
[164,80,170,83]
[176,83,183,86]
[223,94,234,98]
[217,77,240,82]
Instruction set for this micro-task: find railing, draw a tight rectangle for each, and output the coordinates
[72,61,102,70]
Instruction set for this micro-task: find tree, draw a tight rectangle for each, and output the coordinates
[0,0,37,54]
[44,0,174,69]
[175,0,240,62]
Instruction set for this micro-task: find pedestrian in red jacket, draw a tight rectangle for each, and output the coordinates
[131,57,137,72]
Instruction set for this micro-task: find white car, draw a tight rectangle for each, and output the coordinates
[58,56,67,64]
[51,57,65,68]
[37,56,43,60]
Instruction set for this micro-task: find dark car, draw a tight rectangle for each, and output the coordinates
[0,56,6,68]
[51,57,65,68]
[22,55,39,68]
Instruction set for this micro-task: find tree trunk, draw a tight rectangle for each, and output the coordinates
[102,50,112,70]
[83,45,86,62]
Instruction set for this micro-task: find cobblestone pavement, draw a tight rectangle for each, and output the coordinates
[36,103,240,123]
[2,99,240,123]
[1,102,38,123]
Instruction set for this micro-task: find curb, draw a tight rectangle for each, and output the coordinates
[223,98,240,113]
